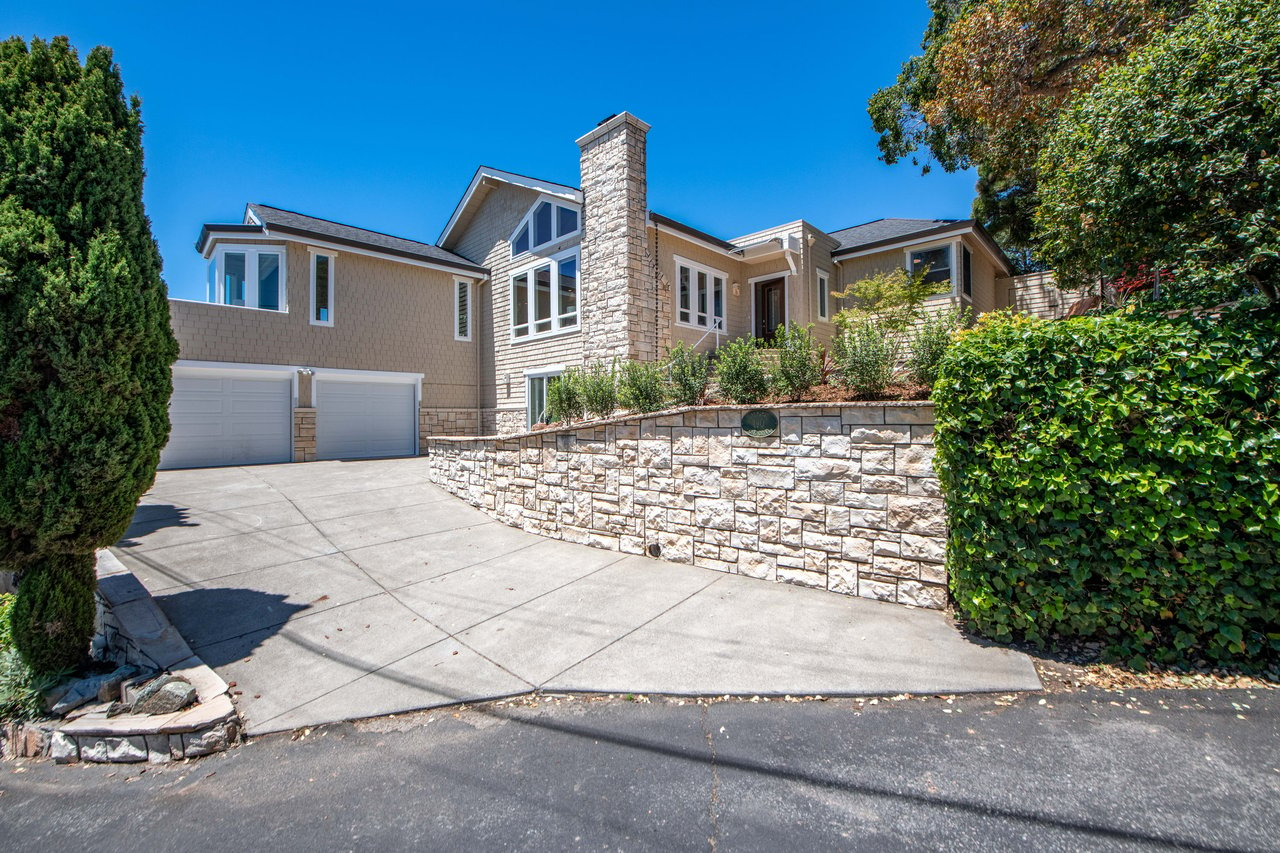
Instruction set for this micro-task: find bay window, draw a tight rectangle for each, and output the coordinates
[675,257,726,331]
[511,248,579,339]
[206,246,286,311]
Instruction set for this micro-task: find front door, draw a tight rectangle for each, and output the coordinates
[755,278,786,342]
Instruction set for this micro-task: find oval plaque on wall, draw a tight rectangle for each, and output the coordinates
[741,409,779,438]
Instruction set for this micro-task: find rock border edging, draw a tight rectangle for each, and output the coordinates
[2,551,240,764]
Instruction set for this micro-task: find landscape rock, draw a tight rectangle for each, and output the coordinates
[131,674,197,715]
[48,665,137,716]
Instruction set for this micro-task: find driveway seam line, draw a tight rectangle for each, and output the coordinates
[538,575,725,688]
[122,497,457,556]
[236,466,541,691]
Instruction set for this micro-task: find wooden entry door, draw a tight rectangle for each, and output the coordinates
[755,278,785,342]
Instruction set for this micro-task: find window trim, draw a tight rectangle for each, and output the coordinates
[454,278,472,342]
[904,239,959,300]
[207,244,288,312]
[815,268,832,321]
[309,248,337,327]
[673,255,728,332]
[509,246,580,342]
[509,194,581,259]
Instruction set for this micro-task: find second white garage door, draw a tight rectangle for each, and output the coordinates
[315,378,417,461]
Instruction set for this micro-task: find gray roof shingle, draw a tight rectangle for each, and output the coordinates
[828,218,962,253]
[246,203,486,273]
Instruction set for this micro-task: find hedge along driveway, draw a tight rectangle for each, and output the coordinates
[934,309,1280,667]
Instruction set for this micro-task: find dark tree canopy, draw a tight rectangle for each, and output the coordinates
[1036,0,1280,306]
[869,0,1188,267]
[0,36,177,670]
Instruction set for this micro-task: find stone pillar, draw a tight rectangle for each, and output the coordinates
[575,112,658,364]
[293,408,316,462]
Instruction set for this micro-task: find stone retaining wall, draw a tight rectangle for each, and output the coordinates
[424,403,947,609]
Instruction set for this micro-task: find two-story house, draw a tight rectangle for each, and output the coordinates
[165,112,1024,469]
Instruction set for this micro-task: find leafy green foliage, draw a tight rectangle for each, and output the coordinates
[0,596,66,720]
[770,323,823,399]
[11,553,97,675]
[714,338,770,404]
[1036,0,1280,306]
[664,342,712,406]
[618,361,666,414]
[545,369,584,424]
[833,320,901,396]
[908,308,971,387]
[579,362,619,420]
[832,267,950,333]
[934,309,1280,668]
[0,37,178,673]
[870,0,1186,263]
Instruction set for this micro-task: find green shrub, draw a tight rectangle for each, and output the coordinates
[579,362,619,419]
[664,342,712,406]
[0,38,178,674]
[544,369,584,424]
[714,338,770,404]
[618,361,667,414]
[0,593,13,651]
[833,319,900,396]
[771,323,822,398]
[935,309,1280,668]
[11,553,96,675]
[908,308,970,388]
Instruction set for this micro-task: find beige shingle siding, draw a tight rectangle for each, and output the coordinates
[171,240,480,411]
[655,230,749,352]
[452,181,585,427]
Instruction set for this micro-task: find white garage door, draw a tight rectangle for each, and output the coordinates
[315,379,417,461]
[161,368,293,469]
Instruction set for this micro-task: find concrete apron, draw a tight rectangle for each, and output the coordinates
[113,458,1040,736]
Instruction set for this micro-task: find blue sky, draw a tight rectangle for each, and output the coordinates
[5,1,977,301]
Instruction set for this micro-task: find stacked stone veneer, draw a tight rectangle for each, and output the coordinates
[424,402,947,608]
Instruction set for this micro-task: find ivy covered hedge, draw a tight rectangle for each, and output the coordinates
[934,310,1280,668]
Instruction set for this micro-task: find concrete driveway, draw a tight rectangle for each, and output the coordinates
[113,458,1039,735]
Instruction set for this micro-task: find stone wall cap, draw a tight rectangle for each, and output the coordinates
[576,111,652,148]
[424,400,935,444]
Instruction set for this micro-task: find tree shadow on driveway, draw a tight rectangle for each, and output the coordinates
[151,586,309,667]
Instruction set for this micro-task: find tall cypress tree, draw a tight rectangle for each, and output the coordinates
[0,36,177,673]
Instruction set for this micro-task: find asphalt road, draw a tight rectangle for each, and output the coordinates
[2,688,1276,852]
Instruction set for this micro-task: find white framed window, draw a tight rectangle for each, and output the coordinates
[526,366,563,428]
[454,279,472,341]
[510,196,580,258]
[206,245,286,311]
[674,256,726,331]
[510,247,578,340]
[310,249,336,326]
[816,269,831,320]
[907,244,953,285]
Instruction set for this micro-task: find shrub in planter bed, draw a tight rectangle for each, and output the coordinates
[833,319,899,396]
[579,362,619,419]
[714,338,770,404]
[545,369,584,424]
[618,361,667,414]
[909,308,970,388]
[935,309,1280,668]
[664,342,711,406]
[772,323,822,398]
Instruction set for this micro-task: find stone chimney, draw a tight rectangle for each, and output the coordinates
[576,112,659,363]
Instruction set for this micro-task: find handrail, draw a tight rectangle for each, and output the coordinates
[692,316,726,351]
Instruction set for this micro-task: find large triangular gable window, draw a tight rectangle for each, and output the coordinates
[510,196,580,258]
